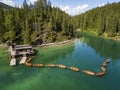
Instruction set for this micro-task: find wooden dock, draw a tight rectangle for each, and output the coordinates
[7,41,35,66]
[19,55,27,64]
[10,58,16,66]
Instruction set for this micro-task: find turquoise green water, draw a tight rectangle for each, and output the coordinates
[0,34,120,90]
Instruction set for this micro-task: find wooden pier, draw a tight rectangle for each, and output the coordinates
[19,54,27,64]
[7,41,35,66]
[10,58,16,66]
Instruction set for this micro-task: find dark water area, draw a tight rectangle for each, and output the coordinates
[0,34,120,90]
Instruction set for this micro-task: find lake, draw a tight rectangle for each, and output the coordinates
[0,33,120,90]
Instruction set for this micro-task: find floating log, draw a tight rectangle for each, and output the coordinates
[96,72,105,76]
[102,62,107,67]
[32,64,43,67]
[101,67,106,72]
[45,64,55,67]
[56,64,66,69]
[27,63,32,67]
[68,66,79,72]
[26,57,32,63]
[24,62,32,67]
[82,70,95,76]
[105,59,110,63]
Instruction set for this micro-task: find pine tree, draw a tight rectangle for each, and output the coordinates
[0,0,75,44]
[0,7,5,42]
[22,18,31,44]
[4,9,16,41]
[97,16,106,35]
[106,15,117,37]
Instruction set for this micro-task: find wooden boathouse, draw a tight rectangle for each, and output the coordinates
[7,41,35,66]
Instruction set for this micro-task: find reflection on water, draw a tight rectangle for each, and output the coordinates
[33,42,75,64]
[81,33,120,60]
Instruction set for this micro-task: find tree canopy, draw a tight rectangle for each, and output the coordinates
[0,0,74,44]
[73,2,120,37]
[0,1,120,44]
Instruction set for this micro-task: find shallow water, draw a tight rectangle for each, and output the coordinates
[0,34,120,90]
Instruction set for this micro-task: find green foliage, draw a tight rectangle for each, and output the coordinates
[0,7,5,42]
[0,0,74,44]
[118,17,120,34]
[106,15,117,37]
[74,2,120,37]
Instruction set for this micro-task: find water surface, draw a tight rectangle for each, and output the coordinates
[0,34,120,90]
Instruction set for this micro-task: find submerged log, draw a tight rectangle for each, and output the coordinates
[82,70,95,76]
[96,72,105,76]
[68,66,79,72]
[101,67,106,72]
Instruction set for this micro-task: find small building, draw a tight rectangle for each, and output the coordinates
[14,45,35,56]
[7,41,36,66]
[7,41,36,57]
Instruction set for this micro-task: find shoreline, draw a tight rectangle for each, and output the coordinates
[0,39,75,48]
[37,39,75,47]
[0,44,7,47]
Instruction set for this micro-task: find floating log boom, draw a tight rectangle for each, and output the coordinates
[82,70,95,76]
[101,67,106,72]
[105,59,110,63]
[56,64,66,69]
[96,72,105,76]
[68,66,79,72]
[45,64,56,67]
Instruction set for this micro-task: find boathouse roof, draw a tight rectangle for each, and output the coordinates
[14,45,32,50]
